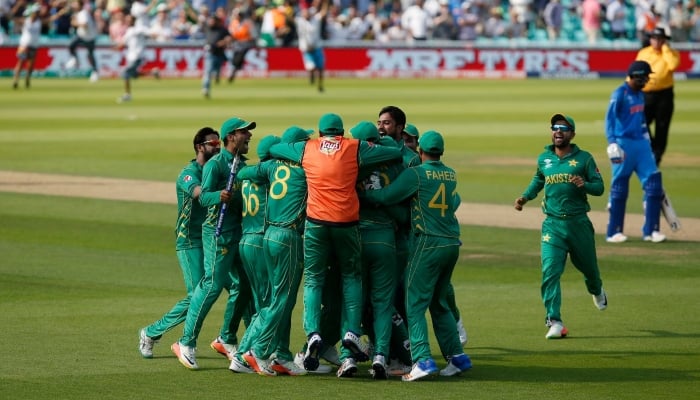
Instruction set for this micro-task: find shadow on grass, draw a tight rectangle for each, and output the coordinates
[464,363,697,382]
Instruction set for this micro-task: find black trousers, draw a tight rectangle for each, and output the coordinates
[644,87,674,165]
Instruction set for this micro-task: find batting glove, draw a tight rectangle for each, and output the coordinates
[607,143,624,164]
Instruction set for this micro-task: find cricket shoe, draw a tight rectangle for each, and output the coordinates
[371,354,388,380]
[210,336,236,360]
[117,94,131,104]
[271,358,308,376]
[341,331,370,362]
[171,342,198,370]
[320,345,341,366]
[138,328,158,358]
[402,358,438,382]
[387,358,412,376]
[457,318,468,346]
[606,233,628,243]
[440,354,472,377]
[294,352,332,374]
[303,333,322,371]
[64,57,77,69]
[643,231,667,243]
[336,357,357,378]
[593,289,608,311]
[229,353,254,374]
[89,71,99,83]
[243,350,277,376]
[545,320,568,339]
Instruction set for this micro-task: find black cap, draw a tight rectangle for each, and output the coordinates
[649,27,671,40]
[628,60,652,77]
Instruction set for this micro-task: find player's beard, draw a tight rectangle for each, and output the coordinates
[203,147,220,161]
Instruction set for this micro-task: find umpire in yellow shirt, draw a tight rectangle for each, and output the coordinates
[635,26,680,165]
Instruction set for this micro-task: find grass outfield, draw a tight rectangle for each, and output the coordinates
[1,78,699,399]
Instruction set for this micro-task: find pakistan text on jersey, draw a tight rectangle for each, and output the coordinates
[424,170,456,181]
[545,173,573,184]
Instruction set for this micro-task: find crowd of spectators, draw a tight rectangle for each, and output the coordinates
[2,0,700,47]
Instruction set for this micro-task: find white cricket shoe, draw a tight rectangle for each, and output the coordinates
[302,333,323,371]
[65,57,77,69]
[402,358,438,382]
[89,71,99,83]
[545,320,568,339]
[341,331,370,362]
[271,358,307,376]
[294,352,331,374]
[229,353,254,374]
[643,231,666,243]
[117,94,131,104]
[243,350,276,376]
[593,289,608,311]
[171,342,198,369]
[336,357,358,378]
[439,354,472,376]
[387,358,412,376]
[210,336,236,360]
[138,328,157,358]
[371,354,388,380]
[606,233,628,243]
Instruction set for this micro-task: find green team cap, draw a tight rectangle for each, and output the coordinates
[403,123,420,137]
[220,117,256,137]
[550,114,575,131]
[256,135,280,160]
[349,121,380,142]
[281,126,314,143]
[418,130,444,155]
[318,113,344,136]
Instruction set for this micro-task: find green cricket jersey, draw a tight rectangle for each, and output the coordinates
[365,160,461,239]
[357,157,406,230]
[199,148,247,236]
[175,160,206,250]
[238,159,307,230]
[521,144,604,218]
[240,177,268,235]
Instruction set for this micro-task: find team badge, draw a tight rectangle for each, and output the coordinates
[184,175,192,182]
[568,160,578,167]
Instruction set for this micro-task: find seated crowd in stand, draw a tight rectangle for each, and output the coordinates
[2,0,700,46]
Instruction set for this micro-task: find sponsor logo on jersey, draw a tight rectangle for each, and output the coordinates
[319,138,341,155]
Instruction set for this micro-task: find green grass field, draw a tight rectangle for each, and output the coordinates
[1,78,699,399]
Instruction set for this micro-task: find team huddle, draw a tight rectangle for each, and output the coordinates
[138,106,471,381]
[138,60,678,381]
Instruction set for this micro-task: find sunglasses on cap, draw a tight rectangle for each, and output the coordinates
[201,139,221,146]
[551,124,572,132]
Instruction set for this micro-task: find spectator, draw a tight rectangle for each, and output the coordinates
[483,6,509,38]
[108,8,127,41]
[190,4,209,40]
[171,8,192,39]
[456,3,481,41]
[668,0,690,41]
[227,7,257,83]
[50,0,72,36]
[432,1,458,39]
[580,0,602,44]
[344,5,369,40]
[606,0,629,39]
[0,0,11,36]
[149,3,172,42]
[376,10,408,42]
[543,0,564,40]
[509,0,534,38]
[401,0,433,41]
[362,1,385,40]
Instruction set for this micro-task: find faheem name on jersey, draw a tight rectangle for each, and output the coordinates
[424,170,456,181]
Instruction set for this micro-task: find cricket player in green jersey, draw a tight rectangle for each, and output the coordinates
[515,114,608,340]
[237,126,315,376]
[228,135,280,374]
[364,130,472,382]
[139,127,220,358]
[352,122,410,379]
[172,117,254,370]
